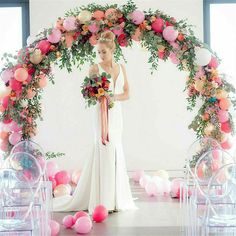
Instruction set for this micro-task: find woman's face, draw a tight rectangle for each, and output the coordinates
[97,43,113,62]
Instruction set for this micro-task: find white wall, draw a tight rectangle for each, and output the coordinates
[30,0,203,172]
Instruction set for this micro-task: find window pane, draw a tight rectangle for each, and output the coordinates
[0,7,22,89]
[210,4,236,85]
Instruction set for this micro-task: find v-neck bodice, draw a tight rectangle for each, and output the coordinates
[97,63,124,94]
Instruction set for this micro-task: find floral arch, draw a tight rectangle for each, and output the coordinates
[0,0,235,166]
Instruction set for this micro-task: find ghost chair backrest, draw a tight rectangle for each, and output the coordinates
[10,140,47,180]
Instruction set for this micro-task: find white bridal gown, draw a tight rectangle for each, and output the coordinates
[53,63,138,214]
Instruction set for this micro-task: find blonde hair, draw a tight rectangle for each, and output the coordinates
[98,31,116,52]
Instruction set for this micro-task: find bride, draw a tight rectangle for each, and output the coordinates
[53,31,138,214]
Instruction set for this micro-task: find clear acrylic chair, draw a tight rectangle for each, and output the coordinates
[0,167,38,235]
[3,151,52,235]
[202,163,236,235]
[180,137,221,234]
[183,148,235,235]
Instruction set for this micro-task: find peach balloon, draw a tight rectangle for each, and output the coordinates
[72,170,81,184]
[27,89,36,99]
[38,75,47,88]
[89,34,97,46]
[194,79,204,92]
[93,10,105,20]
[54,184,71,197]
[0,105,5,113]
[0,131,8,140]
[14,68,28,82]
[219,98,231,111]
[131,28,141,41]
[154,170,169,180]
[204,123,214,136]
[216,90,228,99]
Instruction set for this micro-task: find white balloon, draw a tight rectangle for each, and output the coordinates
[27,35,36,46]
[139,174,151,188]
[195,48,211,66]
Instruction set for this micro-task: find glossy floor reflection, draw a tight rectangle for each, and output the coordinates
[53,179,184,236]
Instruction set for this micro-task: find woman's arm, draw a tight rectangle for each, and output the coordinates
[114,64,130,101]
[88,64,99,77]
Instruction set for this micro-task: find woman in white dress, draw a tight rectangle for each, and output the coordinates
[53,31,138,215]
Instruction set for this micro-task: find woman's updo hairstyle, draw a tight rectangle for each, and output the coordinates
[98,31,116,52]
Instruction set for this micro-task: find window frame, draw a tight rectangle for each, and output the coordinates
[0,0,29,47]
[204,0,236,45]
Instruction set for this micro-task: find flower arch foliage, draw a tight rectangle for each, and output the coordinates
[0,0,236,164]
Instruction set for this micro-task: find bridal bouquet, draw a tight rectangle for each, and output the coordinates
[81,72,114,109]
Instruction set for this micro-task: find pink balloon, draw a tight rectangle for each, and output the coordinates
[2,96,10,109]
[131,10,145,25]
[9,132,22,145]
[38,40,51,54]
[169,52,180,64]
[10,79,22,91]
[49,176,57,189]
[14,68,28,82]
[208,56,219,68]
[139,175,151,188]
[46,161,59,178]
[145,181,158,196]
[132,170,145,182]
[63,16,76,31]
[62,215,74,228]
[1,69,13,83]
[74,216,92,234]
[151,18,164,33]
[50,220,60,236]
[55,170,70,185]
[92,205,108,223]
[219,98,231,111]
[212,149,221,160]
[171,178,184,196]
[218,110,229,123]
[47,28,62,43]
[74,211,89,222]
[112,27,123,36]
[8,121,22,132]
[88,22,99,33]
[163,26,178,42]
[221,138,233,150]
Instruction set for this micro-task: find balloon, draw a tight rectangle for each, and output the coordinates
[38,75,47,88]
[8,121,22,132]
[218,110,229,123]
[208,56,219,68]
[1,69,13,83]
[49,176,57,189]
[50,220,60,236]
[26,35,36,46]
[71,170,81,184]
[27,89,36,99]
[194,79,204,92]
[37,40,51,54]
[151,18,164,33]
[74,216,92,234]
[14,68,28,82]
[2,96,10,109]
[105,8,117,21]
[163,26,178,42]
[74,211,89,222]
[78,10,92,24]
[221,122,231,133]
[152,176,164,194]
[145,181,158,196]
[47,28,62,43]
[0,131,8,140]
[216,90,228,99]
[162,179,171,194]
[54,184,71,197]
[132,170,145,182]
[55,170,70,185]
[221,138,233,150]
[204,123,214,136]
[93,10,105,20]
[219,98,231,110]
[62,215,75,228]
[195,48,211,66]
[10,79,22,91]
[131,28,142,41]
[169,52,180,64]
[171,178,184,196]
[131,10,145,25]
[30,49,43,64]
[9,132,22,145]
[46,161,59,178]
[139,174,151,188]
[0,141,8,152]
[92,205,108,223]
[89,34,97,46]
[63,16,77,31]
[154,170,169,180]
[88,22,99,33]
[112,26,123,36]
